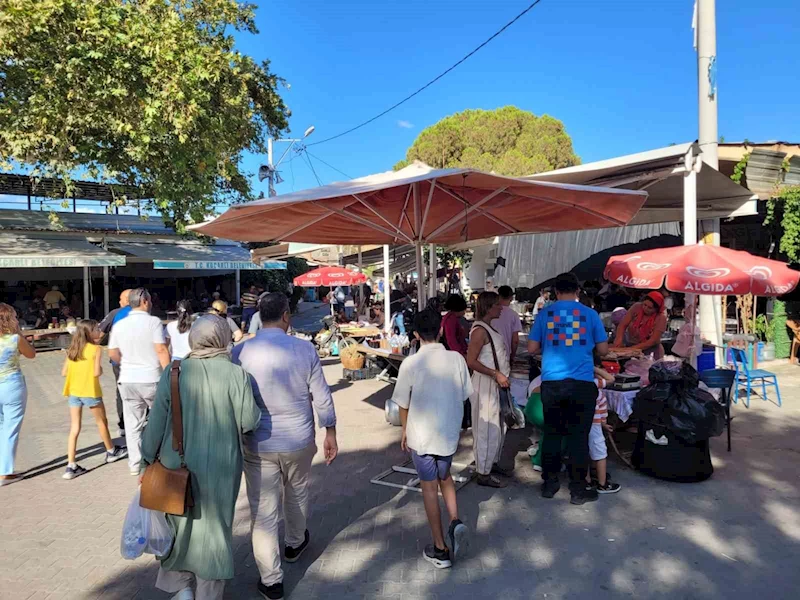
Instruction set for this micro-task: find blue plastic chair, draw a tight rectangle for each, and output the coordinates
[730,348,782,408]
[699,369,735,452]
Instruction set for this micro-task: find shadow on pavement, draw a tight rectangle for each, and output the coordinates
[84,404,800,599]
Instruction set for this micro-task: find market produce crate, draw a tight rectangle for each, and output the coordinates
[343,366,381,381]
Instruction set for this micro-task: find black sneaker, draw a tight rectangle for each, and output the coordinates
[62,465,87,480]
[541,478,560,499]
[105,446,128,463]
[284,530,309,563]
[570,485,599,505]
[257,581,284,600]
[476,473,507,488]
[422,544,452,569]
[596,481,621,494]
[448,519,469,561]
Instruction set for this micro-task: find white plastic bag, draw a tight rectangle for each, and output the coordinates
[120,487,175,560]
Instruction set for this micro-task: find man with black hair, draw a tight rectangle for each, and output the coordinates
[392,309,473,569]
[492,285,522,363]
[528,273,609,505]
[234,293,338,600]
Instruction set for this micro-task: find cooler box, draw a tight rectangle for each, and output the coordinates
[697,347,715,373]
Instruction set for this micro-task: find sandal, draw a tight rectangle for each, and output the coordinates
[477,474,508,488]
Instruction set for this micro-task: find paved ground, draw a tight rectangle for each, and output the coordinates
[1,346,799,600]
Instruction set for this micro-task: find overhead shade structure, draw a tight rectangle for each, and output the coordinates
[0,233,125,267]
[293,266,367,287]
[191,161,648,303]
[604,245,799,296]
[526,143,758,225]
[192,161,647,244]
[106,240,285,270]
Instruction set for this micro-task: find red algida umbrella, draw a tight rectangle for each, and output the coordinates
[294,266,366,288]
[604,244,799,296]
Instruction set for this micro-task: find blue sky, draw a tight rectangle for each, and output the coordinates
[234,0,800,197]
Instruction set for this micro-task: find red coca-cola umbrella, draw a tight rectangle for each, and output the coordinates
[293,266,366,287]
[604,244,799,296]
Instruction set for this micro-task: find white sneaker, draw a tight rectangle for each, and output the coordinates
[171,589,194,600]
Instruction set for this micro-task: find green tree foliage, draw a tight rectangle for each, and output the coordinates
[0,0,288,232]
[394,106,580,176]
[764,187,800,263]
[241,257,311,294]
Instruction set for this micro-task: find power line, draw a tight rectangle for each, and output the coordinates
[308,0,545,147]
[305,150,353,180]
[301,149,323,186]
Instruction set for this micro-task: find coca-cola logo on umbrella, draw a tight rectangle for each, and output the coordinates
[637,262,671,270]
[686,266,730,279]
[746,266,773,280]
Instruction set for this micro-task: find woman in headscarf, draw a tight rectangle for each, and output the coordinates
[611,291,668,359]
[140,314,261,600]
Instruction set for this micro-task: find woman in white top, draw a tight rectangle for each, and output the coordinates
[165,300,193,360]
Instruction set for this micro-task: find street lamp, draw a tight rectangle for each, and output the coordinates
[258,125,315,197]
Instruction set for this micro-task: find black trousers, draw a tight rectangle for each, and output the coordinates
[541,379,598,490]
[112,363,124,430]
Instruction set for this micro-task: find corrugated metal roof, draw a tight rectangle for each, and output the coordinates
[0,209,173,234]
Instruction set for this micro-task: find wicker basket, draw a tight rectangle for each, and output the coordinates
[340,347,365,370]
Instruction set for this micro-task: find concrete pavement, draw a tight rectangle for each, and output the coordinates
[1,349,799,599]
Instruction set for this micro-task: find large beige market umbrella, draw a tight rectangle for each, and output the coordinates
[192,161,648,306]
[192,161,647,244]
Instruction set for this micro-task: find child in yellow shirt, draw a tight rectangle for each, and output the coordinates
[61,320,127,479]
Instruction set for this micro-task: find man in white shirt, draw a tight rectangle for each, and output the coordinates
[393,309,473,570]
[108,288,170,475]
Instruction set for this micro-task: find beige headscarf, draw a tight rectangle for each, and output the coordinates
[187,314,232,359]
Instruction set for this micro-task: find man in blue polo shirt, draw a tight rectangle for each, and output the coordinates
[528,273,608,505]
[98,289,132,437]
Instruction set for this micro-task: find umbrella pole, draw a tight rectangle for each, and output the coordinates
[383,245,391,334]
[429,244,437,301]
[415,241,425,307]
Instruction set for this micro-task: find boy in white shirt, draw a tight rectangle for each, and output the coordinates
[393,309,474,569]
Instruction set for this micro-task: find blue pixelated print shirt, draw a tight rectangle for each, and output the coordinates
[529,300,607,382]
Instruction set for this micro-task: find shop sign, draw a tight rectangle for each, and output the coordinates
[0,256,125,268]
[153,260,286,270]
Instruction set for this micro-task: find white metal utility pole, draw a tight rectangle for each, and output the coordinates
[261,126,315,197]
[696,0,723,361]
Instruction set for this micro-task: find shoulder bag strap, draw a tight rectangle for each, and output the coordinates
[473,322,501,371]
[169,360,185,460]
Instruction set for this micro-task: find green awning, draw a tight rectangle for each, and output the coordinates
[0,233,125,267]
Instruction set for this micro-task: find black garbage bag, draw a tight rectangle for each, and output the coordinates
[633,361,725,444]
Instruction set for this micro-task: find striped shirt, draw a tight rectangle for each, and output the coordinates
[241,292,258,309]
[593,378,608,424]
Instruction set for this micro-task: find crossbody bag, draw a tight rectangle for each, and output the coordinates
[473,322,517,429]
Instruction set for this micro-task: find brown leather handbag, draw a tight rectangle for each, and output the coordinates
[139,360,194,516]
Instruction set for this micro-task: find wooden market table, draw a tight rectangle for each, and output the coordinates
[355,345,407,382]
[22,327,71,351]
[340,326,382,338]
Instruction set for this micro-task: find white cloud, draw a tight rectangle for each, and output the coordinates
[397,120,414,129]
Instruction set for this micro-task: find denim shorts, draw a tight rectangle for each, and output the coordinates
[410,449,453,482]
[67,396,102,408]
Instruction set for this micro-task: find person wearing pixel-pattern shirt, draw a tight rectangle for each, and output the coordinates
[527,273,609,505]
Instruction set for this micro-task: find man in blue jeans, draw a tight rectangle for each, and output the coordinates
[528,273,609,505]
